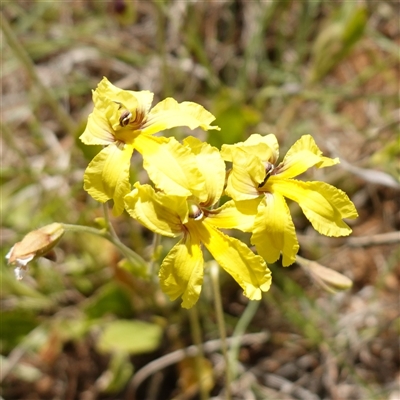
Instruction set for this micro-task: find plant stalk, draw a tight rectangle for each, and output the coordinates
[229,300,260,379]
[62,223,147,273]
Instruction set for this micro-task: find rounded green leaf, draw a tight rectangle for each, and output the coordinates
[97,320,162,355]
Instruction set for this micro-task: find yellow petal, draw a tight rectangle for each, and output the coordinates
[225,149,264,201]
[188,220,271,300]
[80,106,115,145]
[206,199,260,232]
[124,183,187,237]
[140,98,220,136]
[251,195,299,266]
[83,142,134,216]
[221,133,279,163]
[97,91,139,133]
[272,179,358,236]
[80,77,154,145]
[183,136,225,206]
[108,88,153,137]
[277,135,339,179]
[135,135,206,199]
[242,133,279,163]
[94,77,154,129]
[159,235,204,309]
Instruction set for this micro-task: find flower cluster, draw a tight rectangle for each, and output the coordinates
[80,77,358,308]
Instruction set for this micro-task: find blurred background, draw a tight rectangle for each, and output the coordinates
[1,1,399,399]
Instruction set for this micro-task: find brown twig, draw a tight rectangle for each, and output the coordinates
[126,331,269,400]
[347,231,400,247]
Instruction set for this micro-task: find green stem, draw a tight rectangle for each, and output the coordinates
[188,306,209,400]
[210,262,231,400]
[1,12,76,134]
[229,300,260,379]
[61,223,147,273]
[102,203,119,239]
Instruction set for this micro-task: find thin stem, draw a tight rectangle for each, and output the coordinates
[210,262,231,400]
[102,203,118,239]
[188,306,209,400]
[229,300,260,379]
[62,223,148,274]
[101,204,149,277]
[1,13,76,135]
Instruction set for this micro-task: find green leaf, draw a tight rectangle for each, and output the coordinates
[309,5,367,82]
[0,311,38,352]
[342,6,368,46]
[83,282,134,319]
[97,320,162,355]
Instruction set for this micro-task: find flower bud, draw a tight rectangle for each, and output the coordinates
[296,255,352,293]
[6,223,64,280]
[307,262,352,293]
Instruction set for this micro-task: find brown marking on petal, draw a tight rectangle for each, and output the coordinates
[119,110,133,127]
[132,107,146,127]
[258,162,275,188]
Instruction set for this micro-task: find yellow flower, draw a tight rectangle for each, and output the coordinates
[221,134,358,266]
[80,77,219,215]
[124,137,271,308]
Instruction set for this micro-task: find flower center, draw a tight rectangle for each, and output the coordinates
[119,110,132,127]
[258,161,275,188]
[114,101,146,130]
[188,203,204,221]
